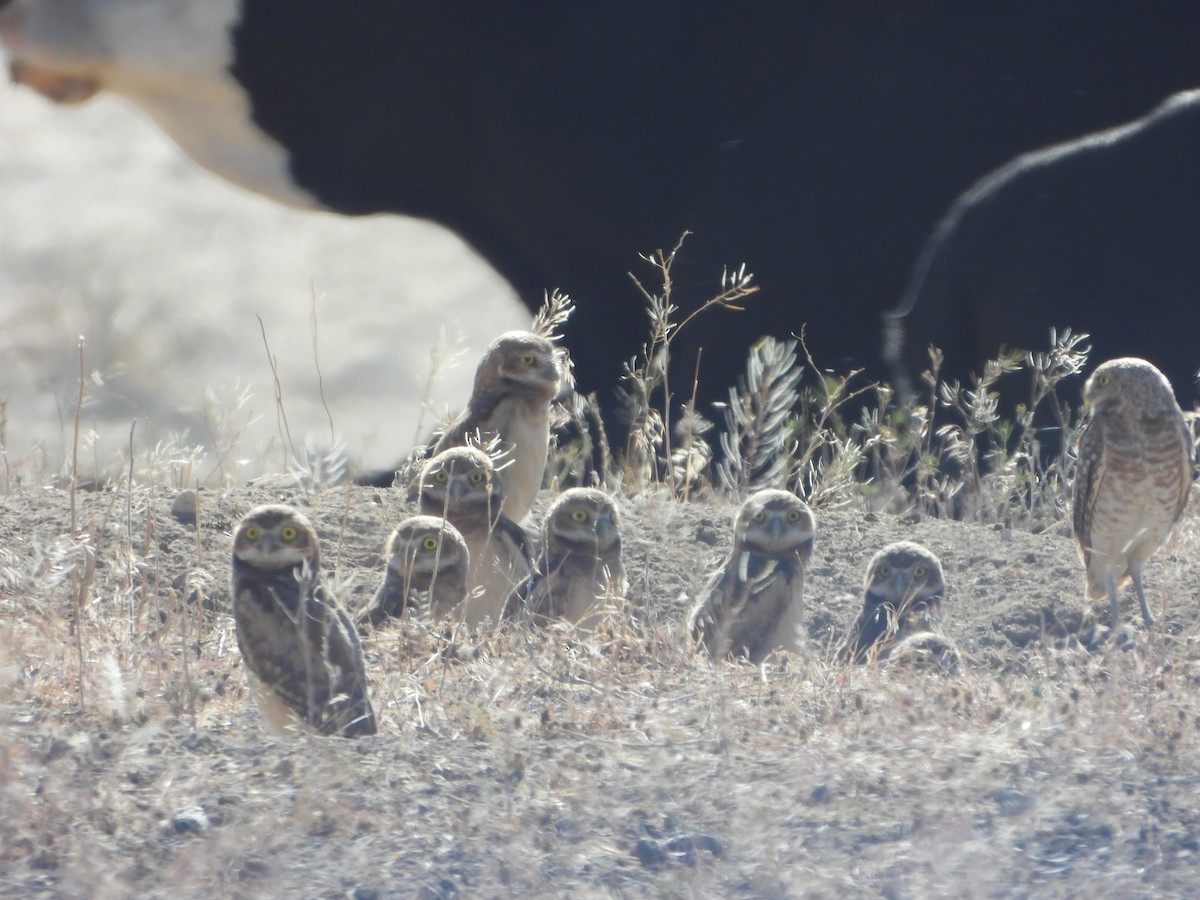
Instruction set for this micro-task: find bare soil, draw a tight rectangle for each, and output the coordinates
[4,482,1200,897]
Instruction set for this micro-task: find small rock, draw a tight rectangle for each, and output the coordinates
[171,491,198,525]
[170,806,210,835]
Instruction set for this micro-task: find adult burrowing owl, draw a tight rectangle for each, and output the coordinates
[355,516,470,630]
[509,487,627,629]
[231,505,377,737]
[419,446,532,627]
[429,331,563,523]
[1073,357,1194,630]
[688,489,815,663]
[841,541,951,666]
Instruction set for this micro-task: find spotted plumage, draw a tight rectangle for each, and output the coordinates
[355,515,470,630]
[1073,357,1194,630]
[231,504,377,737]
[418,446,532,627]
[688,489,815,662]
[509,487,627,629]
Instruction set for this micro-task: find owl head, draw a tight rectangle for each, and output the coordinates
[232,504,320,571]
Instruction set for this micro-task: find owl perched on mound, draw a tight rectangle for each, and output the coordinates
[429,331,563,523]
[841,541,957,670]
[355,515,470,630]
[1072,357,1194,631]
[688,489,815,663]
[509,487,627,629]
[231,504,377,738]
[419,446,532,627]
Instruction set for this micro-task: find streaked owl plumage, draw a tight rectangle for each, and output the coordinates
[688,489,815,663]
[430,330,563,523]
[418,446,532,627]
[355,515,470,630]
[510,487,627,629]
[1072,357,1194,631]
[841,541,954,669]
[231,504,377,738]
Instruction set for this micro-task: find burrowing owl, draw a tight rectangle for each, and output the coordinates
[355,515,470,630]
[419,446,532,627]
[231,505,377,737]
[1073,356,1194,630]
[429,331,563,522]
[841,541,951,666]
[510,487,627,629]
[688,489,815,663]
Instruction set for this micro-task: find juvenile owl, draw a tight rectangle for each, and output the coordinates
[231,504,377,738]
[509,487,627,629]
[419,446,532,627]
[355,515,471,630]
[841,541,953,667]
[1073,357,1194,631]
[688,489,815,663]
[430,331,563,522]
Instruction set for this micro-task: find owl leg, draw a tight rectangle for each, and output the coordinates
[1104,570,1121,632]
[1131,566,1155,627]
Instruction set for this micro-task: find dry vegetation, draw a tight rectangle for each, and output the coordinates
[4,244,1200,897]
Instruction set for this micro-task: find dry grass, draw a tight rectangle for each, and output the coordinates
[4,242,1200,895]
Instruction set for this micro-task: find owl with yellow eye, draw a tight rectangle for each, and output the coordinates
[418,330,564,523]
[841,541,951,665]
[688,488,815,663]
[231,504,377,737]
[1072,357,1193,632]
[418,446,531,627]
[508,487,627,629]
[355,515,471,630]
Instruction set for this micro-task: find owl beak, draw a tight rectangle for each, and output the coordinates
[890,571,912,597]
[595,515,615,542]
[768,516,785,539]
[449,480,469,500]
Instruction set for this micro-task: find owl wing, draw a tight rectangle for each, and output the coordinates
[687,554,749,657]
[432,393,502,454]
[1072,416,1108,553]
[841,602,893,664]
[310,585,377,737]
[505,551,559,622]
[494,513,534,567]
[1170,412,1197,523]
[354,573,411,632]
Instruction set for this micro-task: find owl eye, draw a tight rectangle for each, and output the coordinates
[876,564,892,578]
[752,510,766,523]
[1098,374,1111,385]
[422,536,440,551]
[518,354,536,366]
[469,471,486,484]
[570,509,588,522]
[434,471,449,483]
[280,526,298,542]
[786,509,802,522]
[913,564,927,577]
[243,525,260,541]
